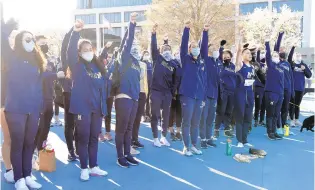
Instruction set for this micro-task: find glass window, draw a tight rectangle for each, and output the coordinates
[272,0,304,12]
[77,0,152,9]
[100,28,122,49]
[239,2,268,15]
[100,13,121,23]
[124,11,146,22]
[75,14,96,24]
[79,28,96,47]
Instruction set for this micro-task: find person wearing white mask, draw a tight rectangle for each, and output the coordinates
[65,19,108,180]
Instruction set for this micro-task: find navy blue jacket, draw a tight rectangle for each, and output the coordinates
[66,30,107,116]
[43,60,57,101]
[61,28,73,93]
[264,41,284,95]
[118,22,140,100]
[151,33,177,94]
[254,50,266,88]
[179,27,207,100]
[173,59,183,95]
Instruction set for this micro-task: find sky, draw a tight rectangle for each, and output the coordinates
[1,0,76,32]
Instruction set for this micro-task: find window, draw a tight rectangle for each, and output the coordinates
[101,27,121,37]
[124,11,146,22]
[75,14,96,24]
[239,2,268,15]
[272,0,304,12]
[77,0,152,9]
[100,13,121,23]
[100,28,122,48]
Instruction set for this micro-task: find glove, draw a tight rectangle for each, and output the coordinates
[57,71,65,78]
[220,40,227,46]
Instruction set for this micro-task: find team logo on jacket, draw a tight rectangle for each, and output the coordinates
[201,101,205,108]
[270,101,274,105]
[78,115,82,120]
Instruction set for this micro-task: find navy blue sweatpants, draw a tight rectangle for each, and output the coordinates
[133,92,146,141]
[215,91,234,130]
[5,112,40,182]
[105,97,114,133]
[74,112,102,169]
[265,92,283,134]
[36,101,54,150]
[254,86,265,122]
[150,90,172,138]
[278,89,291,128]
[115,98,138,158]
[200,98,217,139]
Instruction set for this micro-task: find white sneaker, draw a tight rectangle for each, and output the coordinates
[160,137,170,147]
[25,176,42,189]
[295,120,302,126]
[89,166,108,177]
[130,147,140,155]
[237,142,244,148]
[183,147,193,156]
[290,120,295,127]
[15,178,29,190]
[153,138,162,147]
[244,143,253,147]
[4,169,14,183]
[80,168,90,181]
[191,146,202,155]
[211,136,217,141]
[276,128,284,135]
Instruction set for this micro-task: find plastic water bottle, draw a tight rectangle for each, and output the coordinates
[226,138,232,156]
[284,124,290,137]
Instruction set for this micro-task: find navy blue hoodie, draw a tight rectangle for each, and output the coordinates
[61,27,73,93]
[43,60,57,101]
[179,27,207,100]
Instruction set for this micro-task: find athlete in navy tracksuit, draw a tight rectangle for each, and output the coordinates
[150,24,178,147]
[66,20,108,180]
[179,21,207,156]
[264,38,284,140]
[114,14,140,168]
[143,51,153,122]
[199,27,220,149]
[1,19,64,189]
[288,46,312,126]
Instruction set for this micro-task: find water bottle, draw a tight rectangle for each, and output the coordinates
[226,138,232,156]
[284,124,290,137]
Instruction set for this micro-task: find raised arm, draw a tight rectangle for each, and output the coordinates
[288,46,295,64]
[163,33,169,45]
[256,48,261,62]
[61,27,73,71]
[303,64,312,78]
[218,40,226,62]
[265,41,273,68]
[235,32,244,72]
[1,19,18,64]
[66,20,83,70]
[99,41,112,61]
[180,21,191,60]
[200,24,209,60]
[273,31,284,52]
[151,23,159,63]
[119,28,128,52]
[121,12,137,60]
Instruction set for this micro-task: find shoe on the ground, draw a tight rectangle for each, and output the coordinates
[170,133,177,141]
[183,147,193,156]
[25,176,42,189]
[211,136,218,141]
[244,142,253,147]
[254,120,258,127]
[160,137,170,147]
[175,132,182,141]
[132,140,144,149]
[274,133,283,140]
[153,138,162,147]
[200,140,208,149]
[276,128,284,136]
[259,121,266,126]
[249,148,267,157]
[4,169,14,183]
[214,130,219,138]
[125,155,139,166]
[98,133,106,142]
[267,133,276,140]
[68,153,78,162]
[236,142,244,148]
[80,168,90,181]
[130,147,140,155]
[143,116,151,123]
[104,132,112,141]
[290,120,295,127]
[295,120,302,126]
[15,178,29,190]
[54,119,62,126]
[90,166,108,176]
[206,139,217,147]
[224,130,233,138]
[191,146,202,155]
[117,157,130,168]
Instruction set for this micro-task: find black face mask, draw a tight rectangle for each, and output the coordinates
[223,59,231,65]
[279,52,286,60]
[260,58,266,63]
[40,44,49,54]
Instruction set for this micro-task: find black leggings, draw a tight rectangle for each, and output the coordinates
[169,94,182,129]
[54,104,59,116]
[35,102,54,150]
[105,97,114,133]
[132,92,146,141]
[63,92,77,154]
[289,90,304,120]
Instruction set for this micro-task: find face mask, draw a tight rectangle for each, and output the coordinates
[295,57,302,63]
[162,51,173,61]
[131,45,141,61]
[279,52,286,60]
[191,47,200,57]
[143,55,150,61]
[260,54,266,59]
[40,44,49,54]
[81,52,94,62]
[223,59,231,64]
[272,57,280,64]
[212,51,219,59]
[23,40,35,52]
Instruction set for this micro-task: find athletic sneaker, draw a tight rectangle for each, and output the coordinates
[295,120,302,126]
[68,153,78,162]
[104,132,112,141]
[214,130,219,138]
[170,133,177,141]
[80,169,90,181]
[160,137,170,147]
[274,133,283,140]
[90,166,108,176]
[175,132,182,141]
[267,133,276,140]
[276,128,284,136]
[183,147,193,156]
[125,155,139,166]
[200,140,208,149]
[259,121,266,126]
[132,140,144,149]
[254,120,258,127]
[130,147,140,155]
[98,133,106,142]
[153,138,162,147]
[4,169,14,183]
[206,139,217,147]
[25,176,42,189]
[191,146,202,155]
[15,178,29,190]
[290,120,295,127]
[244,142,253,147]
[236,142,244,148]
[224,130,233,138]
[211,136,218,141]
[117,157,130,168]
[143,116,151,123]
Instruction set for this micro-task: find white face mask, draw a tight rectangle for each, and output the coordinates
[212,51,219,59]
[260,54,266,59]
[295,57,302,63]
[143,55,150,61]
[162,51,173,61]
[23,40,35,52]
[81,52,94,62]
[272,57,280,64]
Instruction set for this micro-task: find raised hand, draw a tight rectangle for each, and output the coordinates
[204,24,210,31]
[57,71,65,78]
[74,20,84,32]
[301,65,305,70]
[152,23,158,33]
[163,33,168,41]
[185,20,191,29]
[105,41,113,48]
[6,18,19,31]
[130,12,138,24]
